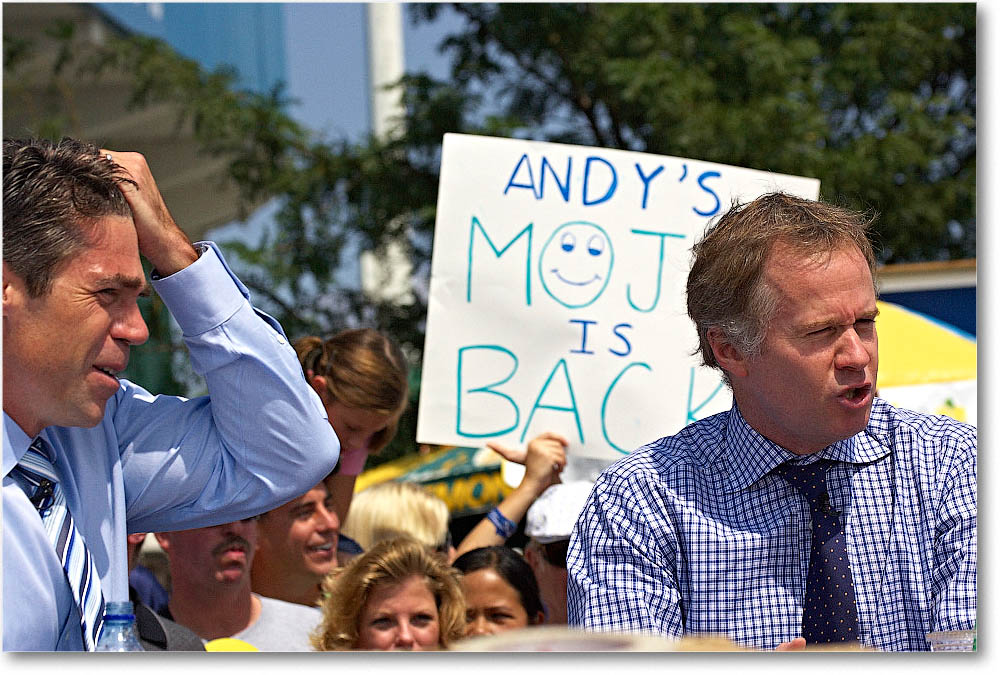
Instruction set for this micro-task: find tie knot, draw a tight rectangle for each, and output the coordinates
[20,437,59,484]
[29,437,54,462]
[774,459,830,501]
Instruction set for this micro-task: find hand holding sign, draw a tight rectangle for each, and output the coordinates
[488,430,569,493]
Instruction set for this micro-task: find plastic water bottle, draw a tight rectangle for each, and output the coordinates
[94,601,144,651]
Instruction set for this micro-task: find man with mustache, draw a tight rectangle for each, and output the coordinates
[156,518,321,650]
[3,138,339,650]
[567,193,976,651]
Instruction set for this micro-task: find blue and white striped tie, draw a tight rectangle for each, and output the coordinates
[17,437,106,650]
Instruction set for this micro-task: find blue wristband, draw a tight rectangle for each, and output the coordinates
[486,507,517,539]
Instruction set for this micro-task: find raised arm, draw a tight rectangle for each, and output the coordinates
[100,150,340,532]
[101,150,198,276]
[455,431,568,556]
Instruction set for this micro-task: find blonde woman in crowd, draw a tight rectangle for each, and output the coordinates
[311,537,466,651]
[342,431,569,564]
[341,481,454,560]
[295,329,410,524]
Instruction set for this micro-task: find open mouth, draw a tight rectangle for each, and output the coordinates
[94,366,120,379]
[218,548,247,568]
[841,384,872,403]
[308,542,333,553]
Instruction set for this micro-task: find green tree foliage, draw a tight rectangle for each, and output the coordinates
[417,2,975,261]
[4,3,975,464]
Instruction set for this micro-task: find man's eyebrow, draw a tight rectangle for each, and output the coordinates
[94,273,151,297]
[799,306,880,333]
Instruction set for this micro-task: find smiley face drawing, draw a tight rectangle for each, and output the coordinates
[539,221,614,308]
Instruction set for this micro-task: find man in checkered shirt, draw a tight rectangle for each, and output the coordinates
[566,193,976,651]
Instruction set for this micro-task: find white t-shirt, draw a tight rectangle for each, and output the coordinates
[234,594,322,652]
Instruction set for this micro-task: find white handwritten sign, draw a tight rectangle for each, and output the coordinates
[417,134,820,461]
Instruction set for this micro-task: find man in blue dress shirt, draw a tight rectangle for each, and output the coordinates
[2,138,340,650]
[567,193,976,651]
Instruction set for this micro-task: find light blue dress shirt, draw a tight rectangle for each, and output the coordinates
[2,243,340,651]
[567,398,976,651]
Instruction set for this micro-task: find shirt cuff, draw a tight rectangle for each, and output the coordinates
[151,242,250,336]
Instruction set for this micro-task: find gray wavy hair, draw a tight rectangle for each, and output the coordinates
[686,192,877,381]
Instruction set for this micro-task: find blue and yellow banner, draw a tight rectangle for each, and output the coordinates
[356,445,512,517]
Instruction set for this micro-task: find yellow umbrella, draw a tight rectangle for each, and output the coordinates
[876,300,976,388]
[875,301,976,424]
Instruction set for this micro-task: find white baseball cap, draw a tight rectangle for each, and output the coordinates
[525,481,594,544]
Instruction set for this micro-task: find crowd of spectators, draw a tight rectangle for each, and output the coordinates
[4,138,975,652]
[131,436,589,651]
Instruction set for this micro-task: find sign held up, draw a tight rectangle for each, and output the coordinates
[418,134,820,461]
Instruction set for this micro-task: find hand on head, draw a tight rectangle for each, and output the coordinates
[100,149,197,276]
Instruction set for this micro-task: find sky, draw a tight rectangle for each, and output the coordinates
[98,2,463,139]
[94,2,466,287]
[257,3,465,287]
[283,2,461,139]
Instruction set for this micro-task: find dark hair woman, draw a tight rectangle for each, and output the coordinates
[453,546,545,637]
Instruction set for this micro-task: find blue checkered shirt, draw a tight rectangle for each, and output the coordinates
[567,398,976,651]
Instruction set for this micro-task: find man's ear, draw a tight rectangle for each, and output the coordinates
[2,262,26,318]
[523,542,545,574]
[707,327,749,379]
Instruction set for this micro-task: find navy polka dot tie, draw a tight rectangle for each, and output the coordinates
[775,459,859,643]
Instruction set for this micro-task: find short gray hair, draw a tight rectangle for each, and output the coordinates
[686,192,877,378]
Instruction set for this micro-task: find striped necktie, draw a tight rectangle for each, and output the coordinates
[16,437,106,650]
[775,458,859,643]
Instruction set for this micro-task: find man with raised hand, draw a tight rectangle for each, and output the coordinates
[2,138,339,650]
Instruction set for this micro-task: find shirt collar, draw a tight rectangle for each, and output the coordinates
[719,398,893,493]
[2,412,33,477]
